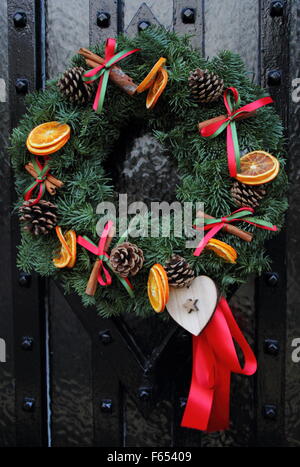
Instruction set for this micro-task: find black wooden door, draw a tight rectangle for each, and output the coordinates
[1,0,300,447]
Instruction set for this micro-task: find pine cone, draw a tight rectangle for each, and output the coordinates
[109,242,144,278]
[188,68,224,103]
[19,200,58,235]
[231,180,266,209]
[57,66,95,104]
[165,254,195,288]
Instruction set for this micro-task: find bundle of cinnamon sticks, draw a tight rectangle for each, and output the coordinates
[85,225,116,296]
[78,47,137,96]
[25,162,63,196]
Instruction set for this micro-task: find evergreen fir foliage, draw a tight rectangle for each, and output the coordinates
[10,27,288,318]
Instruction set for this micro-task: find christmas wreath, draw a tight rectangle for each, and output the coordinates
[11,27,288,320]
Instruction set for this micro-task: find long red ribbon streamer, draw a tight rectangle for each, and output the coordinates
[181,297,257,432]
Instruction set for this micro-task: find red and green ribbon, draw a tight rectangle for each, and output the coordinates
[23,157,50,206]
[193,207,277,257]
[77,221,134,297]
[82,38,139,113]
[199,87,274,177]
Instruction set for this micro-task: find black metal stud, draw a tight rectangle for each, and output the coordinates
[100,399,113,413]
[180,331,190,340]
[138,21,151,32]
[99,329,112,345]
[96,11,111,28]
[267,70,282,86]
[181,7,196,24]
[13,11,27,28]
[143,363,153,376]
[262,404,277,420]
[21,336,34,351]
[270,1,284,17]
[15,78,29,94]
[18,271,31,287]
[264,338,280,355]
[179,397,187,409]
[264,271,279,287]
[137,386,152,401]
[22,397,36,412]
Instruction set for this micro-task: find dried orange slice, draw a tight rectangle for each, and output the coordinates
[206,238,237,264]
[55,226,69,250]
[136,57,167,93]
[147,266,165,313]
[53,246,72,268]
[236,151,280,185]
[152,264,169,305]
[28,122,71,148]
[26,134,70,156]
[53,226,76,269]
[65,230,77,268]
[146,67,168,109]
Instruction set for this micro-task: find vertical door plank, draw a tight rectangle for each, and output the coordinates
[174,0,203,50]
[204,0,260,81]
[46,0,89,79]
[8,0,39,124]
[255,0,290,446]
[89,0,119,45]
[0,0,16,446]
[285,0,300,446]
[49,284,94,447]
[7,0,47,447]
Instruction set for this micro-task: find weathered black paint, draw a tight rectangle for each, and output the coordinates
[7,0,48,447]
[254,0,291,446]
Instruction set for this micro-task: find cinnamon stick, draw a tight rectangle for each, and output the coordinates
[85,225,116,296]
[196,211,253,242]
[46,173,64,189]
[198,111,256,131]
[78,47,137,96]
[27,162,64,188]
[86,59,102,69]
[25,164,58,196]
[85,260,101,297]
[26,162,64,188]
[25,163,63,196]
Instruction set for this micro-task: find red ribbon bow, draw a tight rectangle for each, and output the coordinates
[24,157,50,206]
[181,297,257,431]
[193,207,277,257]
[77,221,134,296]
[83,38,139,113]
[200,87,273,177]
[77,221,113,286]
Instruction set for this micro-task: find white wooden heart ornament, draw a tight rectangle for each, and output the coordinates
[166,276,218,336]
